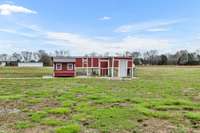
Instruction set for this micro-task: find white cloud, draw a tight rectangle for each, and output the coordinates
[0,28,39,38]
[147,28,169,32]
[46,32,171,54]
[99,16,111,20]
[0,4,37,15]
[115,19,183,33]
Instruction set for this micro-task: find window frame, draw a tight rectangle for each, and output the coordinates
[67,63,74,70]
[55,63,62,70]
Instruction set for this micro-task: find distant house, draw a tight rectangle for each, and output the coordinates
[53,56,134,78]
[0,57,18,66]
[18,62,43,67]
[0,62,6,67]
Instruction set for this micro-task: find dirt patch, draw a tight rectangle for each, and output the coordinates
[22,126,54,133]
[138,118,177,133]
[27,99,60,111]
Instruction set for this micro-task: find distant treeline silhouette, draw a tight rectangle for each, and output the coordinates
[0,49,200,66]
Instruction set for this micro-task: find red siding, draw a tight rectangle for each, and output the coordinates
[76,58,82,67]
[100,61,108,68]
[128,60,132,67]
[54,70,75,77]
[54,62,75,77]
[83,58,87,67]
[62,63,67,70]
[93,58,99,67]
[114,60,118,67]
[109,59,112,67]
[88,58,92,67]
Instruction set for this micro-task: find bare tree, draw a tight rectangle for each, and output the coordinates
[12,52,22,62]
[55,50,70,57]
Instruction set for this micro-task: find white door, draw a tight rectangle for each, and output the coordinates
[119,60,127,77]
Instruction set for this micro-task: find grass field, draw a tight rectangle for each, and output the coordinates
[0,66,200,133]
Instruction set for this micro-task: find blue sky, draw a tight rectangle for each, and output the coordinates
[0,0,200,55]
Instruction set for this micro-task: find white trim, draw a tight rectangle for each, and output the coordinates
[76,67,99,68]
[112,57,114,78]
[98,58,100,76]
[67,63,73,70]
[91,58,93,67]
[56,63,62,70]
[118,59,128,78]
[131,57,134,78]
[87,57,89,76]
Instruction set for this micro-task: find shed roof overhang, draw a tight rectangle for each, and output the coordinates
[53,57,75,63]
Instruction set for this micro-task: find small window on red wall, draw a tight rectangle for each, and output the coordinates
[67,63,73,70]
[56,63,62,70]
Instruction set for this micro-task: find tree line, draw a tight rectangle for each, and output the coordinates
[1,49,200,66]
[86,49,200,65]
[0,50,69,66]
[129,49,200,65]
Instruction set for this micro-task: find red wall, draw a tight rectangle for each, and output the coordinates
[93,58,99,67]
[128,60,132,67]
[76,58,82,67]
[54,62,75,77]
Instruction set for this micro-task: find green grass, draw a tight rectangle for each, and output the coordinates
[15,121,32,129]
[185,112,200,121]
[0,66,200,132]
[47,107,70,114]
[41,118,64,126]
[55,124,80,133]
[0,67,52,78]
[30,111,48,122]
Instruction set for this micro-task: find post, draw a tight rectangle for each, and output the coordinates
[108,58,110,77]
[87,57,89,76]
[131,57,134,78]
[112,57,114,78]
[98,58,101,76]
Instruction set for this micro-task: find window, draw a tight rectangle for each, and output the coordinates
[67,63,73,70]
[56,63,62,70]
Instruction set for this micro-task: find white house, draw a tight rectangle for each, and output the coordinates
[18,62,43,67]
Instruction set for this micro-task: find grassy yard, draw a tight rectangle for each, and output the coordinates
[0,66,200,133]
[0,67,53,78]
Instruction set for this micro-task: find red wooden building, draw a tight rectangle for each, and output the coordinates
[53,56,134,78]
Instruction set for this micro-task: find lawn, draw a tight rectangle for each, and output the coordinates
[0,66,200,133]
[0,67,53,78]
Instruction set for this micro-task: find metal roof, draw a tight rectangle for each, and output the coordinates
[53,56,132,63]
[53,56,76,62]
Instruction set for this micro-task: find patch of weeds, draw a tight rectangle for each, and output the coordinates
[185,112,200,121]
[29,111,48,122]
[87,94,122,104]
[62,100,75,107]
[25,98,43,104]
[72,113,92,122]
[41,118,64,126]
[91,107,137,132]
[15,121,31,129]
[153,105,182,111]
[56,92,76,101]
[26,90,50,98]
[0,94,23,100]
[174,125,188,133]
[135,105,172,119]
[55,124,80,133]
[47,107,70,114]
[74,102,93,113]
